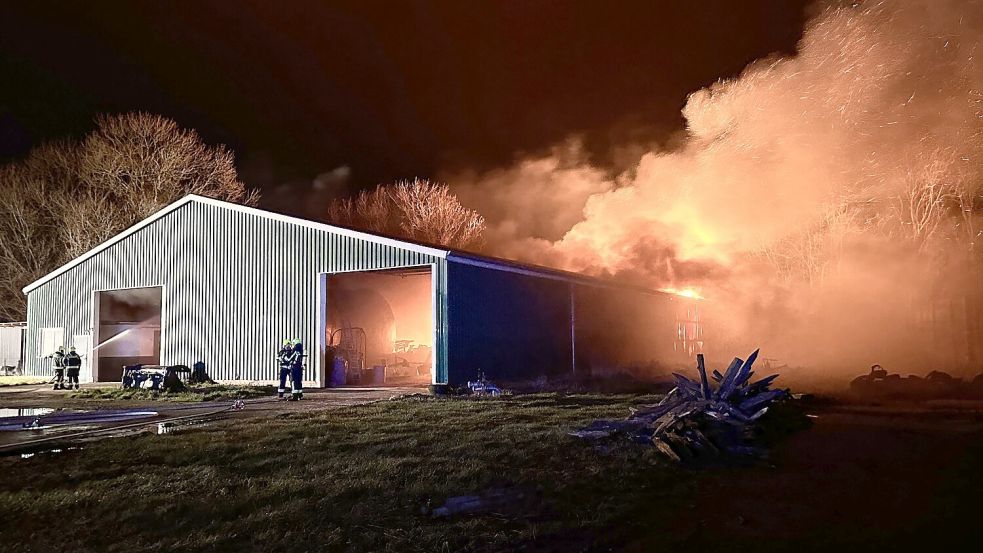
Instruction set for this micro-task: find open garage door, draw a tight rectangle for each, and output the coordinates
[323,266,434,387]
[91,286,162,382]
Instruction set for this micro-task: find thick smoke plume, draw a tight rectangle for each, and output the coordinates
[447,0,983,378]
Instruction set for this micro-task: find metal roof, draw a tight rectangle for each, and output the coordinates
[21,195,448,294]
[23,194,666,297]
[446,252,670,296]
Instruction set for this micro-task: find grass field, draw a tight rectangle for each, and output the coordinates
[0,393,685,552]
[1,393,980,552]
[68,383,277,402]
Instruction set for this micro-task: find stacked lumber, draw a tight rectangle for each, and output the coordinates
[571,349,789,463]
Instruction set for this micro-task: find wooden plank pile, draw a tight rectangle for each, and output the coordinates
[571,349,789,463]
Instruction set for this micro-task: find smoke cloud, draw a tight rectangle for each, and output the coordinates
[445,0,983,379]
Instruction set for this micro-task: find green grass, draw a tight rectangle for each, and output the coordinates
[0,376,47,387]
[68,383,277,402]
[0,393,691,552]
[2,394,978,552]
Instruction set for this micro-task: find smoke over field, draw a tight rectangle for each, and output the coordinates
[449,0,983,377]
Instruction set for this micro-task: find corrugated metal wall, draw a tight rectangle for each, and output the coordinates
[446,261,575,385]
[445,259,686,385]
[25,200,448,384]
[0,324,26,370]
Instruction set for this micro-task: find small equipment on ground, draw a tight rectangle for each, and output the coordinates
[121,364,191,392]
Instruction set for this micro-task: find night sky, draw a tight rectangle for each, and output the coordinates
[0,1,809,212]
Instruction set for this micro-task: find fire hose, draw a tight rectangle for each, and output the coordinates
[0,399,269,454]
[1,383,59,395]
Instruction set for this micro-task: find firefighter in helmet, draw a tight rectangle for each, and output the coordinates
[288,339,304,401]
[48,346,66,390]
[276,339,292,399]
[64,346,83,390]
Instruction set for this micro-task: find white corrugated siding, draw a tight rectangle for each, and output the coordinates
[24,200,448,383]
[0,324,26,369]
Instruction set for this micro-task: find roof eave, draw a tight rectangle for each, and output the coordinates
[22,194,449,295]
[445,251,669,297]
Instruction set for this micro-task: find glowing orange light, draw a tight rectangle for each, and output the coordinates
[661,287,704,300]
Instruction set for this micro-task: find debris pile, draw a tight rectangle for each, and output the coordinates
[850,364,983,400]
[121,364,190,392]
[572,349,791,463]
[467,371,502,397]
[189,361,215,385]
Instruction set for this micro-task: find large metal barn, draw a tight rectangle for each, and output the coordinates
[22,195,703,387]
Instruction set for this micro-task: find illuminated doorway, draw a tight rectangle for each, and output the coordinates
[91,286,163,382]
[322,266,433,387]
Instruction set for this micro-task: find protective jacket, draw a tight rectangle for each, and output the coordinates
[288,342,304,369]
[65,352,82,370]
[277,344,293,398]
[277,345,292,368]
[288,342,304,400]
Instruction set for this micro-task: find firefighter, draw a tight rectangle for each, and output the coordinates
[288,339,304,401]
[48,346,66,390]
[276,340,292,399]
[64,347,82,390]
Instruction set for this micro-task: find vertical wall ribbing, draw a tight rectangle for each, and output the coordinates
[24,201,447,384]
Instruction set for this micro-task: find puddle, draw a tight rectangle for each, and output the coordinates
[0,408,57,431]
[0,408,54,418]
[0,408,158,431]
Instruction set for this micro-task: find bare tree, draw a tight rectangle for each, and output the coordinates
[326,178,486,249]
[757,202,860,288]
[0,169,62,322]
[0,112,258,321]
[326,185,393,235]
[872,148,983,258]
[390,179,486,248]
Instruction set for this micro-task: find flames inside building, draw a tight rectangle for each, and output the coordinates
[326,267,434,386]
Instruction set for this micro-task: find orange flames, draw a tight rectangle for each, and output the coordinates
[449,0,983,376]
[661,287,704,300]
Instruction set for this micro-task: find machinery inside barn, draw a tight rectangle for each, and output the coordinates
[326,267,434,387]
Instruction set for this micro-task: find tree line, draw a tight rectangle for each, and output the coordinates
[0,112,485,321]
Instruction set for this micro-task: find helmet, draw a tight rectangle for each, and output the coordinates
[282,339,291,346]
[291,338,301,345]
[57,346,65,352]
[69,347,77,352]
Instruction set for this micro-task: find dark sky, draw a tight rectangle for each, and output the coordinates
[0,0,809,211]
